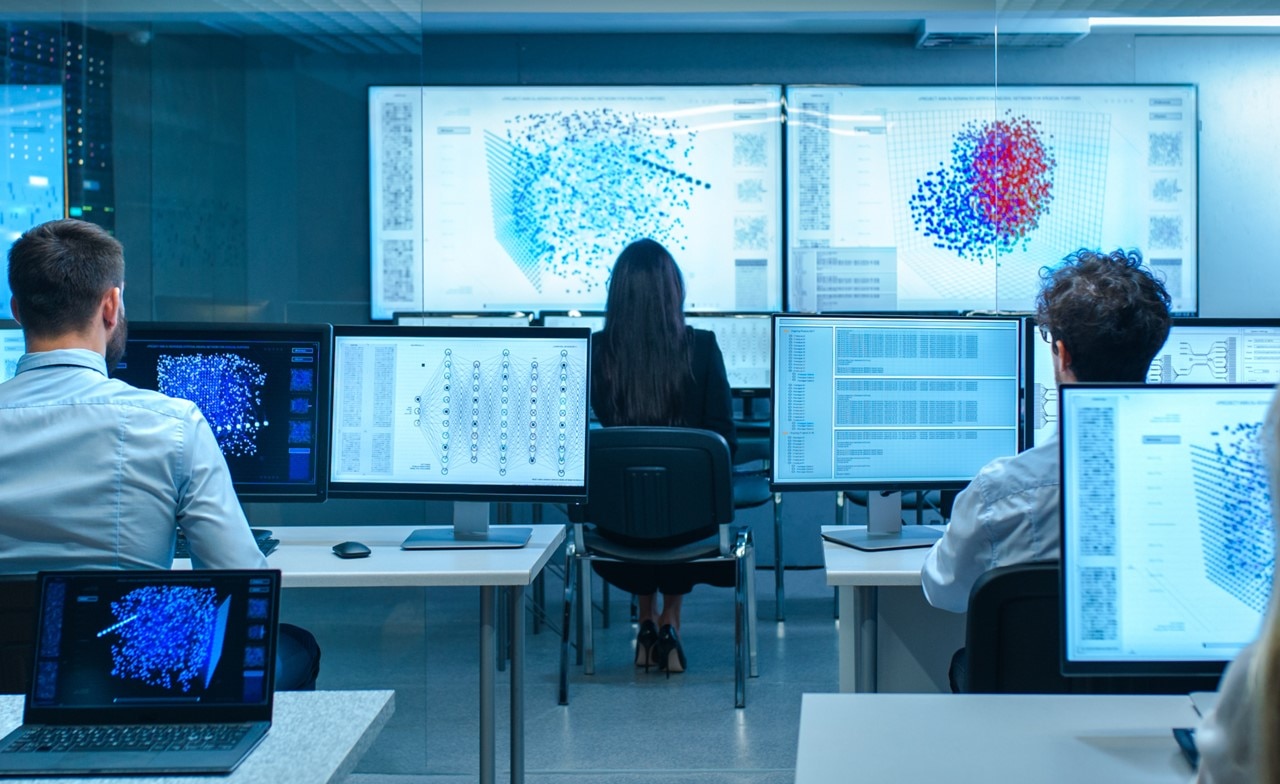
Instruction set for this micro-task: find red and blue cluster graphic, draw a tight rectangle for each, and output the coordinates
[100,585,226,693]
[484,108,703,293]
[909,112,1056,260]
[158,353,268,458]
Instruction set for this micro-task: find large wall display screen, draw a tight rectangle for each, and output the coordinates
[785,85,1197,314]
[1,84,65,319]
[369,85,784,319]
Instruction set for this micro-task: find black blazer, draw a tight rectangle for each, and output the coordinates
[590,327,738,460]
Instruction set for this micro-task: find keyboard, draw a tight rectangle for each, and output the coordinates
[2,723,255,753]
[174,528,279,560]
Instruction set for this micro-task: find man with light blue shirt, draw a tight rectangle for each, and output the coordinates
[0,219,318,688]
[921,249,1172,616]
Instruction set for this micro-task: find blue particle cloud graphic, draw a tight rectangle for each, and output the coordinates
[483,108,705,293]
[100,585,229,693]
[1191,422,1275,614]
[158,353,268,457]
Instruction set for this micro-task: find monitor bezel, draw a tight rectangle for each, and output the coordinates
[114,322,333,503]
[769,312,1024,492]
[1057,381,1275,679]
[327,324,591,503]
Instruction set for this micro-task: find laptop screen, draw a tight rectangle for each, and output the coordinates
[26,570,280,725]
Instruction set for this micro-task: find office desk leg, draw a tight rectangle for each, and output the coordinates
[837,586,878,693]
[773,493,785,622]
[480,586,496,784]
[509,585,525,784]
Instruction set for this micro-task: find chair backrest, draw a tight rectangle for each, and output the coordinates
[965,562,1221,694]
[577,427,734,544]
[0,573,39,694]
[964,562,1071,693]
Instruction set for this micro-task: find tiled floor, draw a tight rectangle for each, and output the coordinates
[283,564,839,782]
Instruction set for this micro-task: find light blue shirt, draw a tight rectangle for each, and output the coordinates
[0,348,267,572]
[921,433,1061,613]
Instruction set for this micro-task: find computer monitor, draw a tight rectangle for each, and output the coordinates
[1025,318,1280,448]
[368,85,784,319]
[328,325,591,506]
[540,311,770,395]
[394,312,532,327]
[772,314,1021,548]
[111,323,333,502]
[686,313,772,396]
[1059,383,1274,677]
[0,321,23,382]
[785,84,1198,314]
[539,312,606,333]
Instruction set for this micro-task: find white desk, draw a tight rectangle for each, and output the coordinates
[822,525,944,692]
[796,693,1199,784]
[269,524,566,784]
[0,690,394,784]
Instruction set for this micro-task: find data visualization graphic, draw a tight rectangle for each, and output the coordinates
[102,585,229,693]
[910,112,1057,260]
[484,108,701,295]
[369,86,783,318]
[158,353,268,457]
[787,86,1197,313]
[1192,422,1274,614]
[413,346,585,479]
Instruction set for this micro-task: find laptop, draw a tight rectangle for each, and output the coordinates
[0,569,280,776]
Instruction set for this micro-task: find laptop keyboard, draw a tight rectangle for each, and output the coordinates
[175,528,278,559]
[3,723,255,753]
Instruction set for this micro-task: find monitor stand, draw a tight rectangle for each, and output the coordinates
[826,492,942,552]
[400,502,533,549]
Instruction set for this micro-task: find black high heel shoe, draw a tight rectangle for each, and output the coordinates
[634,620,659,671]
[654,624,687,676]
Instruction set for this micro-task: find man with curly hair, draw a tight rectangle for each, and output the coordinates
[921,249,1172,615]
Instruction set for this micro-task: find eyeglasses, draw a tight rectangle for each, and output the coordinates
[1038,326,1052,344]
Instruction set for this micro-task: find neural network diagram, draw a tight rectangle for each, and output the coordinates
[1148,338,1234,383]
[99,585,230,693]
[484,108,705,294]
[909,112,1057,260]
[412,345,588,479]
[158,353,268,457]
[1191,422,1274,614]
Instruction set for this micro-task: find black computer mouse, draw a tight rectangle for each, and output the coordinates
[332,541,372,559]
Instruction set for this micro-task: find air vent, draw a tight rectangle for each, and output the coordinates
[916,18,1090,49]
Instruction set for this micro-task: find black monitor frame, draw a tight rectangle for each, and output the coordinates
[769,312,1023,493]
[1024,317,1280,452]
[327,324,591,503]
[1057,381,1274,679]
[112,322,333,503]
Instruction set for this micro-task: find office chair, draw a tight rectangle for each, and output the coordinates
[559,427,758,708]
[0,574,39,694]
[962,562,1220,694]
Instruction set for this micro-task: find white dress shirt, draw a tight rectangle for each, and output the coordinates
[921,433,1061,613]
[0,349,267,572]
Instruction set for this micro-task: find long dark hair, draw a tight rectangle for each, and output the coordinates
[597,238,692,425]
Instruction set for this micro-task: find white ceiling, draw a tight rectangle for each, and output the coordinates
[4,0,1280,43]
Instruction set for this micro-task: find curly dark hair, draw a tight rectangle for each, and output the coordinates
[1034,248,1171,382]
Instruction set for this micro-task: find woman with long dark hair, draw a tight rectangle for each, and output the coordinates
[591,237,737,675]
